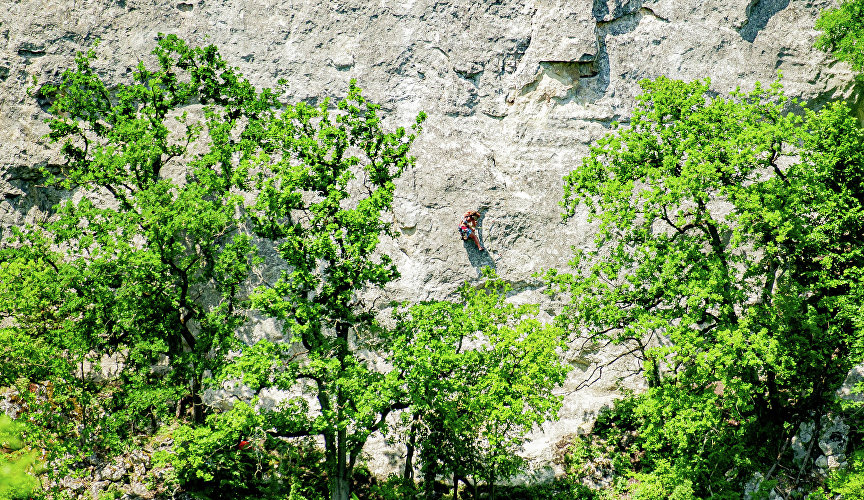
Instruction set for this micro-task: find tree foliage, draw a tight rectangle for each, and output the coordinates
[157,401,328,499]
[2,35,572,500]
[816,0,864,81]
[0,35,279,478]
[201,79,426,500]
[391,273,569,499]
[551,76,864,496]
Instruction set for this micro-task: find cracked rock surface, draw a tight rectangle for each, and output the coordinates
[0,0,859,477]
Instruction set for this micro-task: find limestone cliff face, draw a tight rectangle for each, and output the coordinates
[0,0,858,476]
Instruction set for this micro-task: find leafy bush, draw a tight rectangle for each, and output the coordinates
[158,402,327,499]
[816,0,864,80]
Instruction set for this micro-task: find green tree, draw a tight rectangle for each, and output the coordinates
[1,35,274,469]
[816,0,864,81]
[550,76,864,496]
[391,273,570,500]
[816,0,864,125]
[216,83,425,500]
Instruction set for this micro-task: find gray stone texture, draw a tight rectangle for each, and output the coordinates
[1,0,860,478]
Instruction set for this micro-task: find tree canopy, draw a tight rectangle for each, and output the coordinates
[213,77,426,500]
[391,274,569,499]
[1,35,273,470]
[551,74,864,496]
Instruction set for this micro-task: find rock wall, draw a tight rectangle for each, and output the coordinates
[1,0,859,481]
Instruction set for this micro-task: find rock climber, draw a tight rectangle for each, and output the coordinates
[459,210,484,251]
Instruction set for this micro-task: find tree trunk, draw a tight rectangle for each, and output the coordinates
[80,360,87,447]
[332,420,349,500]
[332,322,351,500]
[404,415,418,482]
[332,470,350,500]
[191,374,203,424]
[455,475,476,499]
[453,472,458,500]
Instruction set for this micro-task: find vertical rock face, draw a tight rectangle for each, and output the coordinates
[0,0,858,475]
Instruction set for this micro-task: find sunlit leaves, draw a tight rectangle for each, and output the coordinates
[391,273,569,488]
[2,36,280,482]
[816,0,864,81]
[552,76,864,495]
